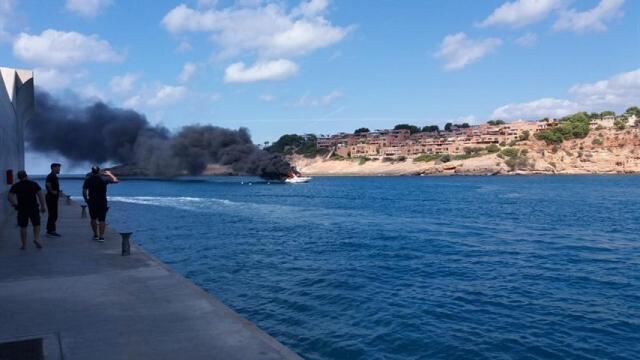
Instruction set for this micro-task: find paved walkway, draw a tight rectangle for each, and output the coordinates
[0,199,302,359]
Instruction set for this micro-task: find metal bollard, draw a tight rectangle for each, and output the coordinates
[81,205,87,218]
[66,195,71,205]
[120,232,132,256]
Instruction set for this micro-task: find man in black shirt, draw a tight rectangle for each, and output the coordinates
[7,170,46,250]
[45,162,62,237]
[83,166,119,242]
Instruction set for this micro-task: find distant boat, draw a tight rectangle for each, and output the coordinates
[285,174,311,183]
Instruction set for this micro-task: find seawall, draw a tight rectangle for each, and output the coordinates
[0,199,302,359]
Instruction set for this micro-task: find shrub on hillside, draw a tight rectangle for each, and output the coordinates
[614,118,628,130]
[485,144,500,153]
[500,147,520,158]
[534,112,591,144]
[463,146,483,155]
[414,154,440,162]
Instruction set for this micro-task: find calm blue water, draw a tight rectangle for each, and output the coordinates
[59,176,640,360]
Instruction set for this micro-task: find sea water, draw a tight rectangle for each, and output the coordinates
[59,175,640,360]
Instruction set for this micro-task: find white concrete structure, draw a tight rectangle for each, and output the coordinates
[0,67,34,225]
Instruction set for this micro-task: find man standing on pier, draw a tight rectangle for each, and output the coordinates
[46,162,62,237]
[83,166,118,242]
[7,170,46,250]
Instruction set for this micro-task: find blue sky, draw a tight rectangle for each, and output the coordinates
[0,0,638,172]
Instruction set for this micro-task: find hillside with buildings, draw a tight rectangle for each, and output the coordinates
[270,109,640,176]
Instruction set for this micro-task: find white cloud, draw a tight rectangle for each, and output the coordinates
[13,29,123,67]
[569,68,640,107]
[236,0,265,7]
[295,90,343,107]
[553,0,624,32]
[79,84,106,102]
[65,0,112,18]
[197,0,218,8]
[109,73,139,94]
[0,0,14,42]
[178,62,198,83]
[515,32,538,46]
[435,32,502,70]
[328,50,341,61]
[490,68,640,120]
[123,94,142,109]
[478,0,563,28]
[292,0,330,17]
[224,59,298,83]
[161,1,352,59]
[123,84,189,108]
[33,67,87,90]
[491,98,580,120]
[210,92,222,101]
[147,85,188,106]
[259,93,275,102]
[176,41,193,52]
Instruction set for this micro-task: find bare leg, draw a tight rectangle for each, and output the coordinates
[19,227,27,249]
[33,225,42,249]
[91,219,98,237]
[99,222,106,238]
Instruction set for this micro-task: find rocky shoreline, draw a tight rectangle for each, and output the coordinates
[290,128,640,177]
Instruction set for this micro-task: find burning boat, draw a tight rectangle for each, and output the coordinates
[285,171,311,183]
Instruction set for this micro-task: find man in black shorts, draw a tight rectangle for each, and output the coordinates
[7,170,46,249]
[83,166,119,242]
[45,162,62,237]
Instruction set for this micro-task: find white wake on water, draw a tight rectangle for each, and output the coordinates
[109,196,237,212]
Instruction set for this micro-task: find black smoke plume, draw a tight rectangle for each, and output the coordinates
[27,90,293,180]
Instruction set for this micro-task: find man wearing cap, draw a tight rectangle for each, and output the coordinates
[7,170,46,250]
[82,166,119,242]
[45,162,62,237]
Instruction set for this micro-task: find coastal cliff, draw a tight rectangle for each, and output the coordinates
[291,128,640,176]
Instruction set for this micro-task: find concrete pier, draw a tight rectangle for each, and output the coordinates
[0,199,302,359]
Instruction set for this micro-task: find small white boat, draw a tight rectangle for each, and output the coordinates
[285,175,311,183]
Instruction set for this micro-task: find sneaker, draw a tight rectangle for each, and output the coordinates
[33,241,43,249]
[98,237,105,243]
[93,235,99,241]
[47,232,61,237]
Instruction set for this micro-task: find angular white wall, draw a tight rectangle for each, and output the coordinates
[0,67,34,225]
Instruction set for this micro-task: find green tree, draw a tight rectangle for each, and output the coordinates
[625,106,640,117]
[394,124,420,134]
[600,111,615,117]
[519,130,530,141]
[354,127,370,134]
[267,133,320,157]
[487,120,506,126]
[421,125,440,133]
[534,112,591,144]
[444,122,453,131]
